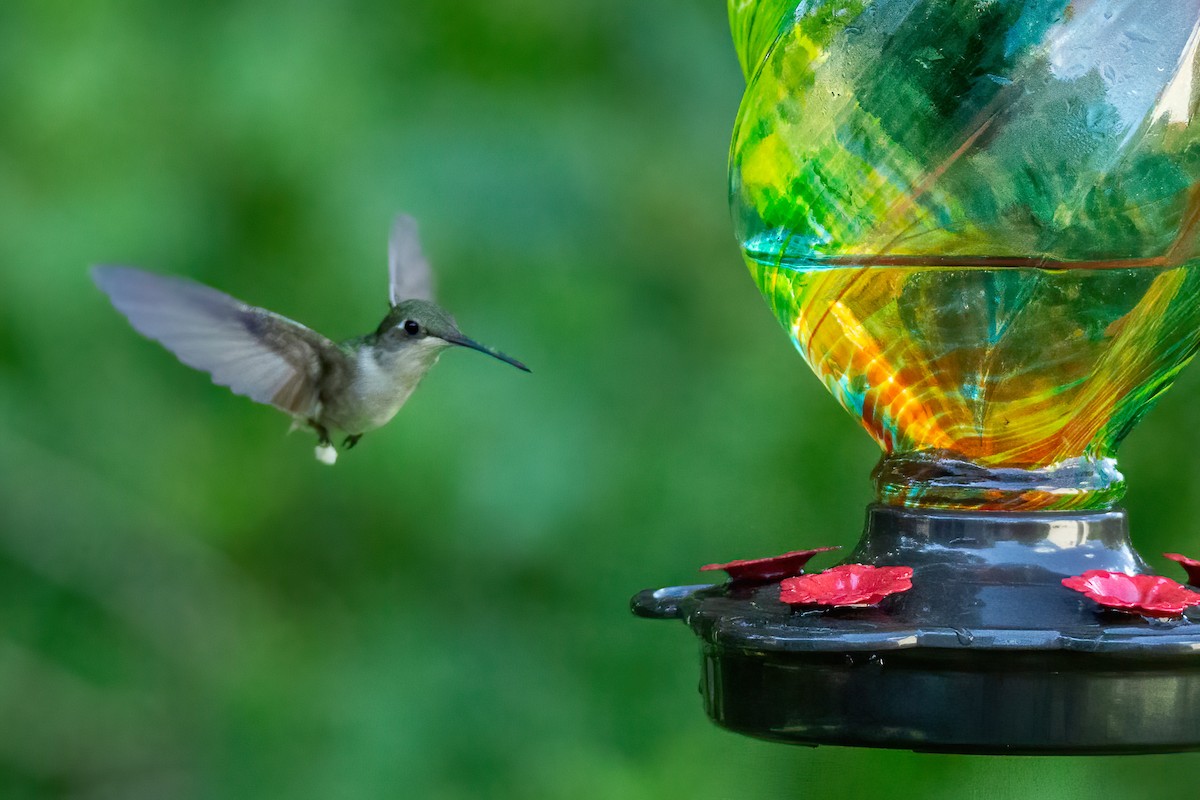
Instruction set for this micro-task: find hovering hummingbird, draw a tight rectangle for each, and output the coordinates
[93,215,529,464]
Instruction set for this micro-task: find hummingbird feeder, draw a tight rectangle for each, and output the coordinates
[634,0,1200,754]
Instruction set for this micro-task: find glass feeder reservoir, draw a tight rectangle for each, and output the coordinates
[635,0,1200,753]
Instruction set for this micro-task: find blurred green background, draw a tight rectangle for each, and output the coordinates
[4,1,1200,797]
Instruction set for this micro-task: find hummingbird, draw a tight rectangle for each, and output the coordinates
[92,214,529,464]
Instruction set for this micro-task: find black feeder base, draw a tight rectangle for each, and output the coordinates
[632,505,1200,755]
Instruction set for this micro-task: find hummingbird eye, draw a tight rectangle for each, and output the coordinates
[403,319,420,336]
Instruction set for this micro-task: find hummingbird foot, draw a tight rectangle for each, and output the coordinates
[308,419,332,445]
[343,434,362,450]
[308,419,337,464]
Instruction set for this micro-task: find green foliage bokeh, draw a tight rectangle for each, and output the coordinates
[2,1,1200,797]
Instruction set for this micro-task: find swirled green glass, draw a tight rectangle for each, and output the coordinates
[731,0,1200,509]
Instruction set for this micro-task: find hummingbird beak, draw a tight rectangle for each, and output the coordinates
[442,332,531,372]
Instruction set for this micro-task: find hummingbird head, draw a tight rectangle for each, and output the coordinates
[375,299,530,372]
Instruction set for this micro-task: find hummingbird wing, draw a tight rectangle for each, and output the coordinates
[388,214,435,303]
[92,265,337,418]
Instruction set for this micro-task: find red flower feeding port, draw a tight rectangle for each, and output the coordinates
[1062,571,1200,619]
[780,564,913,607]
[701,547,840,583]
[1164,553,1200,587]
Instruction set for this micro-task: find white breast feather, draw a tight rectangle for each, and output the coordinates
[349,342,443,431]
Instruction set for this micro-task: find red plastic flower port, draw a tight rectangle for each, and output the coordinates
[1061,570,1200,619]
[779,564,913,607]
[1164,553,1200,586]
[701,547,840,583]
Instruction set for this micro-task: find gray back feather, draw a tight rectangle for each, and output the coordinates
[388,214,435,303]
[92,265,336,418]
